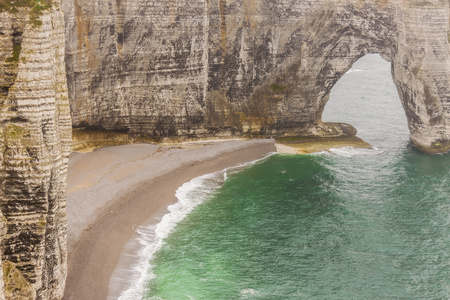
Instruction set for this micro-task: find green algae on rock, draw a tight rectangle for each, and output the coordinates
[0,0,70,298]
[0,0,53,26]
[275,122,372,154]
[64,0,450,154]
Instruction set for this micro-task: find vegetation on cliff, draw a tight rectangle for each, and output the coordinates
[0,0,52,26]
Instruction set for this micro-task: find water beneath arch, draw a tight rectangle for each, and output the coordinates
[122,54,450,300]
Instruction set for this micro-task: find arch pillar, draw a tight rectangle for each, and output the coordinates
[390,3,450,153]
[272,1,450,154]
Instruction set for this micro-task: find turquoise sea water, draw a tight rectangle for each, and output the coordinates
[122,55,450,299]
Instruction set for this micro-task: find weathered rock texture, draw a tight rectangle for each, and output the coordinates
[0,211,5,300]
[0,1,71,299]
[64,0,450,153]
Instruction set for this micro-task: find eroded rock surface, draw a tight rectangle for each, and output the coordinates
[0,211,5,300]
[64,0,449,153]
[0,1,71,299]
[0,1,448,299]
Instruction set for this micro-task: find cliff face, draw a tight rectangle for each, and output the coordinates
[64,0,450,153]
[0,1,446,299]
[392,1,450,153]
[0,1,71,299]
[0,211,5,300]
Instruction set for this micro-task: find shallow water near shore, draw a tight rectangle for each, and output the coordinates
[120,54,450,299]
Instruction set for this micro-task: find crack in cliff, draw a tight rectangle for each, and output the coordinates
[115,0,127,58]
[219,0,227,85]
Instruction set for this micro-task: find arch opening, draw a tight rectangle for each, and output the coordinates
[321,54,409,151]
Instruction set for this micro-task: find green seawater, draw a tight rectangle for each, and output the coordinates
[139,55,450,299]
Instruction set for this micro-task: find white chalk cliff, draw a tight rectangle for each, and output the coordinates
[0,0,449,299]
[64,0,450,153]
[0,0,70,299]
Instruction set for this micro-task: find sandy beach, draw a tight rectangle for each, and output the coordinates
[63,139,276,300]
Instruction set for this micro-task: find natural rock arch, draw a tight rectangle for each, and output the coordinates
[0,0,448,299]
[64,0,450,153]
[321,53,407,135]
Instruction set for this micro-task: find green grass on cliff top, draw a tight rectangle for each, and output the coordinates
[0,0,52,26]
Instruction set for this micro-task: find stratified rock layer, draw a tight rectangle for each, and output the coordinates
[0,211,5,300]
[64,0,450,153]
[0,1,71,299]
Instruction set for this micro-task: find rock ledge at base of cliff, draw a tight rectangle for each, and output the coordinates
[63,0,450,154]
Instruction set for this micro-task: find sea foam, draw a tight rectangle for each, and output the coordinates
[326,146,383,157]
[112,154,274,299]
[309,146,384,158]
[346,68,363,74]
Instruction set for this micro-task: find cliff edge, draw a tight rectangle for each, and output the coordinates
[0,0,71,298]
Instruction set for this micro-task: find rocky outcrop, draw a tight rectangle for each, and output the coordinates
[0,1,71,299]
[391,1,450,153]
[64,0,449,153]
[0,211,5,300]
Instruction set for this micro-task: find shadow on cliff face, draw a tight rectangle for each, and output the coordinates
[62,0,449,153]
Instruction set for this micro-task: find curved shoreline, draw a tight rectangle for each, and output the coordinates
[63,139,276,300]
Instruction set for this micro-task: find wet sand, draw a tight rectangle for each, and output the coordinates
[63,139,276,300]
